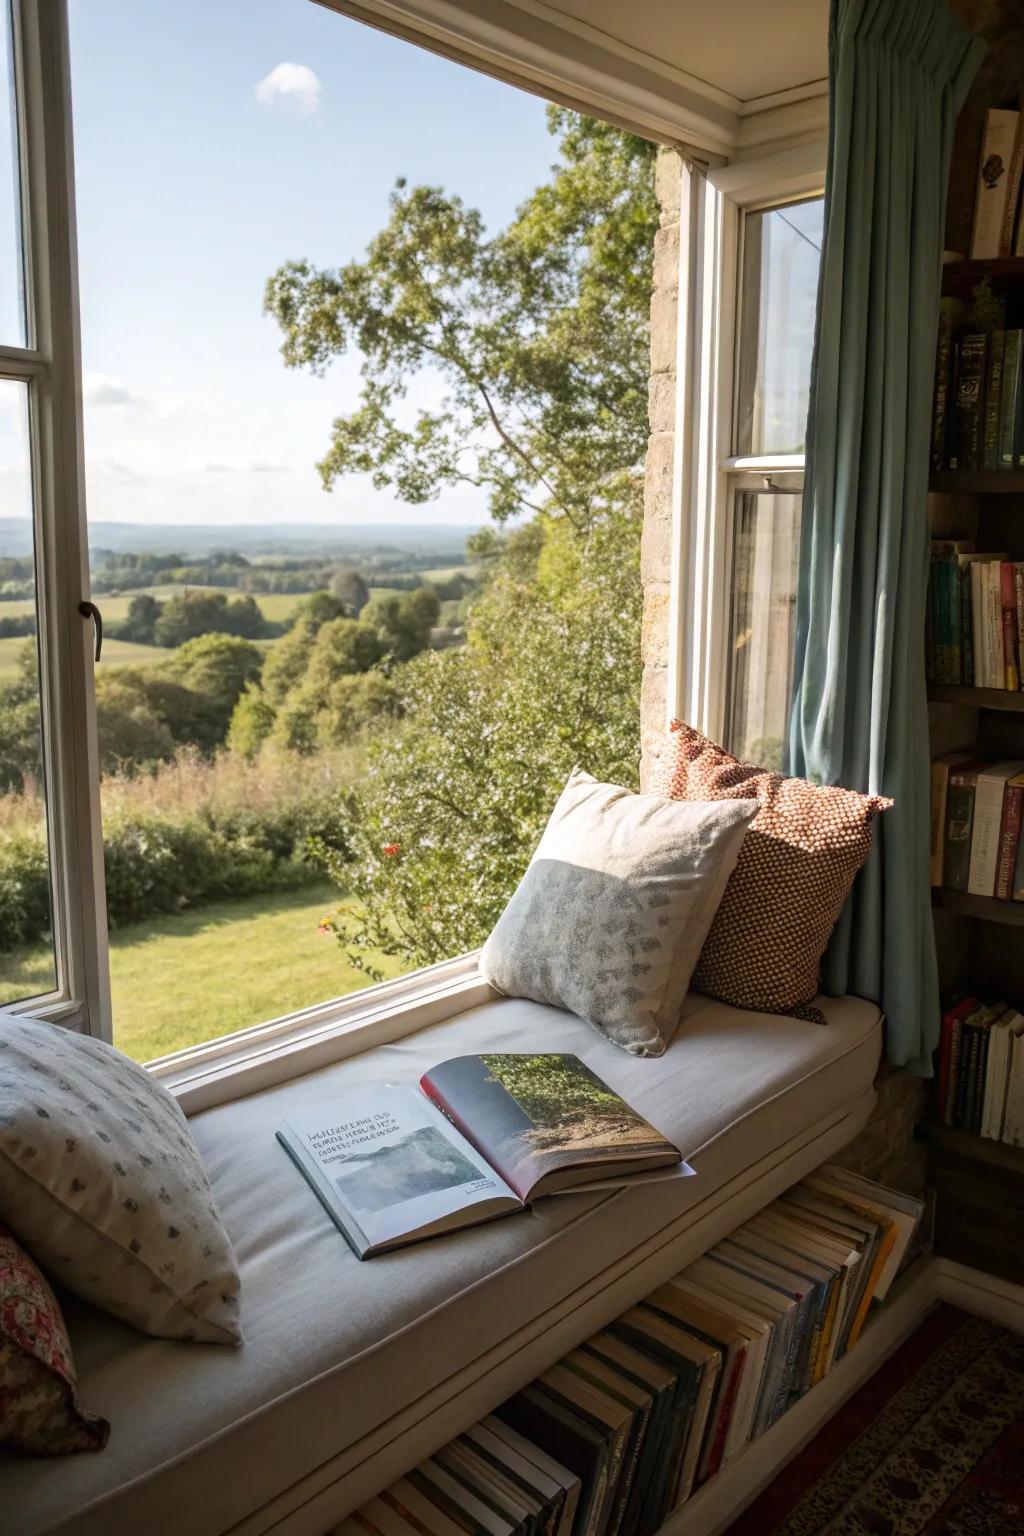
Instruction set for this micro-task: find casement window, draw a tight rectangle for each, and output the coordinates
[672,158,825,773]
[0,0,108,1032]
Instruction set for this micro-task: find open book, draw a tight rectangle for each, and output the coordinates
[278,1052,689,1258]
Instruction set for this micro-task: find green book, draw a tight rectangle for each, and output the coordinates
[983,330,1006,470]
[944,764,982,893]
[999,330,1023,466]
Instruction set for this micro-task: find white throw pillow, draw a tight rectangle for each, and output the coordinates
[480,770,758,1056]
[0,1013,241,1344]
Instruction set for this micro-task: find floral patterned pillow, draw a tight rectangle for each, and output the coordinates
[1,1224,109,1455]
[0,1013,240,1344]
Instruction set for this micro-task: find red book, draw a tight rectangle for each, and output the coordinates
[1001,563,1020,690]
[996,774,1024,899]
[938,997,977,1124]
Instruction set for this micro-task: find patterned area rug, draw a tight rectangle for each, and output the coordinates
[725,1304,1024,1536]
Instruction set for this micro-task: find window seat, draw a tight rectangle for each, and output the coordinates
[2,989,881,1536]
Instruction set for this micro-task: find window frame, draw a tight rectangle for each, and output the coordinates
[2,0,109,1036]
[668,145,825,748]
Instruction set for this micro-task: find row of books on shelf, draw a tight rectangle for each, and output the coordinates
[340,1168,924,1536]
[936,996,1024,1148]
[931,752,1024,899]
[927,543,1023,690]
[931,321,1024,476]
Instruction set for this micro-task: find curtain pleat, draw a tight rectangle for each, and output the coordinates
[788,0,984,1072]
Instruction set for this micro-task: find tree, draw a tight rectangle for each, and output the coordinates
[226,682,276,758]
[121,592,160,644]
[165,633,263,724]
[362,587,440,661]
[265,110,656,530]
[267,110,654,968]
[330,568,371,616]
[0,644,44,793]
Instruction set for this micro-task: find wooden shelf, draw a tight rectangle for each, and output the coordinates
[941,256,1024,294]
[929,469,1024,493]
[931,887,1024,926]
[927,683,1024,711]
[921,1120,1024,1177]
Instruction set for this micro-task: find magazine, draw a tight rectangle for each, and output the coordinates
[277,1052,691,1258]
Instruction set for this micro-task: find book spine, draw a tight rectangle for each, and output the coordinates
[1016,564,1024,688]
[972,1028,993,1134]
[968,777,1004,896]
[932,303,957,471]
[1000,331,1023,465]
[954,334,988,470]
[1001,562,1020,691]
[930,759,950,886]
[955,1024,977,1128]
[944,772,978,892]
[995,783,1023,900]
[946,1014,965,1124]
[1001,119,1024,255]
[962,564,975,686]
[972,110,1021,259]
[980,1029,1004,1140]
[983,331,1005,470]
[934,558,952,682]
[986,562,1004,689]
[971,563,987,687]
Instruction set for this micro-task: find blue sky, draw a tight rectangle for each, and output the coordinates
[58,0,556,528]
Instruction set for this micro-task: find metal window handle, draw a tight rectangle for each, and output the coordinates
[78,600,103,662]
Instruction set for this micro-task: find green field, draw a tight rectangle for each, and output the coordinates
[0,882,407,1063]
[0,633,172,680]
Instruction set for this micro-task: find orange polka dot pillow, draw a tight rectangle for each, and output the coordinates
[658,722,891,1022]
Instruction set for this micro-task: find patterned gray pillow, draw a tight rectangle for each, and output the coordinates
[480,771,758,1056]
[0,1013,240,1344]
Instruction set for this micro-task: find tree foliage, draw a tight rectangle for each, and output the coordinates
[270,111,654,969]
[264,109,657,530]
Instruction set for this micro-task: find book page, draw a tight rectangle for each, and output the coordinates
[283,1084,519,1251]
[420,1053,681,1202]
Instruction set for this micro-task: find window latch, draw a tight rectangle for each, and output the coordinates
[78,600,103,662]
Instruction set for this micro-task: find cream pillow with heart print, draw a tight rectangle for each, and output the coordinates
[480,770,758,1056]
[0,1012,240,1344]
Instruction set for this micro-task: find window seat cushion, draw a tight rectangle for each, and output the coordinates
[1,989,881,1536]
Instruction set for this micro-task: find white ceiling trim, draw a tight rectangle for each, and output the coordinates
[314,0,826,160]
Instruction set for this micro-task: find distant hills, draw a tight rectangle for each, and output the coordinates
[0,519,480,561]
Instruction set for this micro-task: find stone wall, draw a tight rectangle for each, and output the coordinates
[639,147,684,794]
[639,149,930,1196]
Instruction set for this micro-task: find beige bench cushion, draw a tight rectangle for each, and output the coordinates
[1,990,881,1536]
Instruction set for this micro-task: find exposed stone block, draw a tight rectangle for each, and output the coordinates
[653,222,680,292]
[641,584,672,670]
[655,148,683,221]
[648,372,676,435]
[649,288,678,376]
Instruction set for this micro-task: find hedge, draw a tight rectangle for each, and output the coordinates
[0,797,350,952]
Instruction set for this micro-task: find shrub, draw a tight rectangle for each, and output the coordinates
[0,747,358,949]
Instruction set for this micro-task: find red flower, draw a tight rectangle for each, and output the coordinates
[382,842,401,857]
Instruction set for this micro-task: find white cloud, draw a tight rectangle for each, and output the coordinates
[88,457,146,485]
[84,374,140,409]
[255,63,322,115]
[204,459,289,475]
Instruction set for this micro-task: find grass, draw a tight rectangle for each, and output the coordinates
[0,881,407,1063]
[0,634,171,680]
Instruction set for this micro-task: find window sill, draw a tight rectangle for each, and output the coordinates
[148,952,495,1115]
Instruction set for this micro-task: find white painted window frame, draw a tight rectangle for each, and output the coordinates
[2,0,109,1037]
[668,142,826,744]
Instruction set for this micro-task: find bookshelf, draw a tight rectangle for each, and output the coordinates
[931,887,1024,927]
[927,683,1024,710]
[925,26,1024,1272]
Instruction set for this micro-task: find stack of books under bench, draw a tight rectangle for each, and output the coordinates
[337,1168,923,1536]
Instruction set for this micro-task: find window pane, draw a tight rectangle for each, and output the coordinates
[0,379,57,1002]
[0,1,26,346]
[725,490,801,770]
[735,198,823,457]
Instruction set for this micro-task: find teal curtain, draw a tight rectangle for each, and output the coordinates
[787,0,983,1072]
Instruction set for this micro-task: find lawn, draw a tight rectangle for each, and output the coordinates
[0,882,409,1064]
